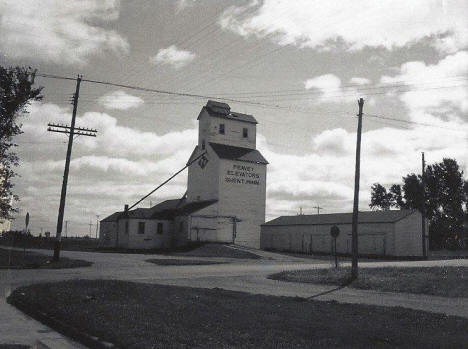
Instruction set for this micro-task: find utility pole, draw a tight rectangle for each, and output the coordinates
[351,98,364,280]
[95,215,100,239]
[312,205,323,215]
[421,152,427,259]
[48,75,98,261]
[88,219,93,236]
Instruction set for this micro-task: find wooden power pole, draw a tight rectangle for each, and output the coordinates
[421,152,427,259]
[351,98,364,280]
[48,75,97,261]
[312,205,323,215]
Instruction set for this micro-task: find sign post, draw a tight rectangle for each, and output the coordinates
[330,225,340,268]
[24,212,30,260]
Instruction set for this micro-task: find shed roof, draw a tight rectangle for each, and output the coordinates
[209,142,268,164]
[198,100,258,124]
[101,198,217,222]
[101,211,123,222]
[263,210,416,226]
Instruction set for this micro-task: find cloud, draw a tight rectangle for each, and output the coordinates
[98,91,144,110]
[220,0,468,52]
[260,117,468,219]
[21,102,197,158]
[304,74,360,103]
[349,77,371,85]
[380,51,468,121]
[150,45,196,69]
[0,0,129,65]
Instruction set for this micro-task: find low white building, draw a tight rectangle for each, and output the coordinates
[100,198,217,249]
[261,210,428,257]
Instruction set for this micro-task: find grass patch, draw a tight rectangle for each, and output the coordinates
[172,244,260,259]
[270,266,468,298]
[0,248,92,269]
[8,280,468,349]
[96,243,261,259]
[146,258,227,266]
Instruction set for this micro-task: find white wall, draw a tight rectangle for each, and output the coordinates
[394,211,427,256]
[99,221,117,247]
[198,110,256,150]
[261,221,406,256]
[126,219,172,249]
[187,145,219,202]
[218,159,267,248]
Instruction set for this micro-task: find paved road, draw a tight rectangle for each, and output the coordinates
[1,248,468,348]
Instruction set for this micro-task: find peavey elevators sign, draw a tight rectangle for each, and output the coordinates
[225,163,261,185]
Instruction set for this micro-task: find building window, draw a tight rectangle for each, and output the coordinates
[179,221,184,233]
[138,222,145,234]
[125,221,129,234]
[243,128,248,138]
[219,124,225,134]
[201,139,205,149]
[157,222,163,235]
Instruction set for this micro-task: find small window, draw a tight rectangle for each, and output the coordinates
[157,222,163,235]
[201,139,205,150]
[179,221,184,233]
[138,222,145,234]
[125,221,129,234]
[243,128,248,138]
[219,124,225,134]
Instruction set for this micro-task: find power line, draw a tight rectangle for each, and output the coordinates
[364,113,467,132]
[35,72,353,117]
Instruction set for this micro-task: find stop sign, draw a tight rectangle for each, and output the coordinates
[330,225,340,238]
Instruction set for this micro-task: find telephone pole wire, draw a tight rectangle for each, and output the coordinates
[351,98,364,280]
[421,152,427,259]
[49,75,97,261]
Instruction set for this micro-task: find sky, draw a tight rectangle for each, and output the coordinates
[1,0,467,236]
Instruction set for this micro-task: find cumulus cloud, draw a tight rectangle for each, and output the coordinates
[22,102,197,157]
[0,0,129,65]
[380,51,468,121]
[304,74,360,103]
[260,118,468,219]
[98,90,144,110]
[150,45,196,69]
[220,0,468,52]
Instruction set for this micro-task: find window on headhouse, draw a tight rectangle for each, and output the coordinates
[157,222,163,235]
[125,221,129,234]
[201,139,205,149]
[243,128,248,138]
[138,222,145,234]
[219,124,225,134]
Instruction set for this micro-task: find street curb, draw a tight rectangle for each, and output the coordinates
[7,295,117,349]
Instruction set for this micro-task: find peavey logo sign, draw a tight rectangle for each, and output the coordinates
[225,164,260,185]
[198,154,209,169]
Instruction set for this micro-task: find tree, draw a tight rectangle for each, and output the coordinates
[369,158,468,248]
[0,66,43,219]
[369,183,392,210]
